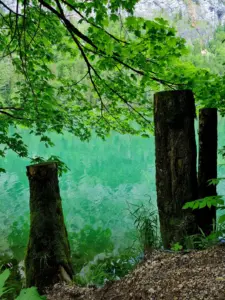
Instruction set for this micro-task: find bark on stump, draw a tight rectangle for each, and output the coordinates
[25,162,73,293]
[154,90,198,249]
[196,108,217,235]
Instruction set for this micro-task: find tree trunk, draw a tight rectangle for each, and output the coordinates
[25,162,73,293]
[154,90,198,249]
[196,108,217,235]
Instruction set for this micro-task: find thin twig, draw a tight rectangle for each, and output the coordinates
[0,0,23,16]
[60,0,128,44]
[0,110,32,120]
[0,107,24,110]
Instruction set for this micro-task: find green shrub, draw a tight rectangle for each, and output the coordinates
[128,199,162,252]
[74,249,140,286]
[0,269,13,298]
[0,269,45,300]
[171,242,183,252]
[182,193,225,250]
[0,257,22,300]
[7,217,29,261]
[69,225,114,272]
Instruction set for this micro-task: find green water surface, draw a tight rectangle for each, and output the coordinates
[1,117,225,262]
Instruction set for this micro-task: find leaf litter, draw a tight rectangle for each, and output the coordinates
[47,245,225,300]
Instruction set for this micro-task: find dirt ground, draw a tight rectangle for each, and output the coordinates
[47,245,225,300]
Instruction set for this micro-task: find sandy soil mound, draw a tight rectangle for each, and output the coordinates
[47,245,225,300]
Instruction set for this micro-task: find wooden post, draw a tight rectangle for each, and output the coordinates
[25,162,73,293]
[154,90,198,249]
[196,108,217,235]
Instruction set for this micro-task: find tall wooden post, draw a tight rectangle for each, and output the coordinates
[154,90,198,249]
[196,108,217,235]
[25,162,73,293]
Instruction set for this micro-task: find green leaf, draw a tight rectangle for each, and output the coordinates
[208,178,225,185]
[193,201,200,210]
[110,14,119,22]
[207,201,212,208]
[130,74,137,81]
[199,200,207,209]
[182,201,193,209]
[171,242,183,251]
[15,287,46,300]
[0,269,11,297]
[218,214,225,224]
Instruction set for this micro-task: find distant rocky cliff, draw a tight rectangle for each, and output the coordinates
[134,0,225,41]
[135,0,225,25]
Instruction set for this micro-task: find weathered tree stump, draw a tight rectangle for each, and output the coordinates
[154,90,198,249]
[196,108,217,235]
[25,162,73,293]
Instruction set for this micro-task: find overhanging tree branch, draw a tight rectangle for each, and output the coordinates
[0,110,32,120]
[60,0,128,44]
[38,0,182,90]
[39,0,97,49]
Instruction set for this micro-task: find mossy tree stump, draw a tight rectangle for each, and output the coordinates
[196,108,217,235]
[25,162,73,293]
[154,90,198,249]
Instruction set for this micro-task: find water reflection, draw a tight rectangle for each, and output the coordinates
[0,130,155,259]
[1,118,225,260]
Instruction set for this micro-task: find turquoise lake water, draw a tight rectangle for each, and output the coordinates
[1,117,225,262]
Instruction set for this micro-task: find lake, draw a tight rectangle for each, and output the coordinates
[1,116,225,262]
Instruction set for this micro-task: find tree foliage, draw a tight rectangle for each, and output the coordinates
[0,1,188,160]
